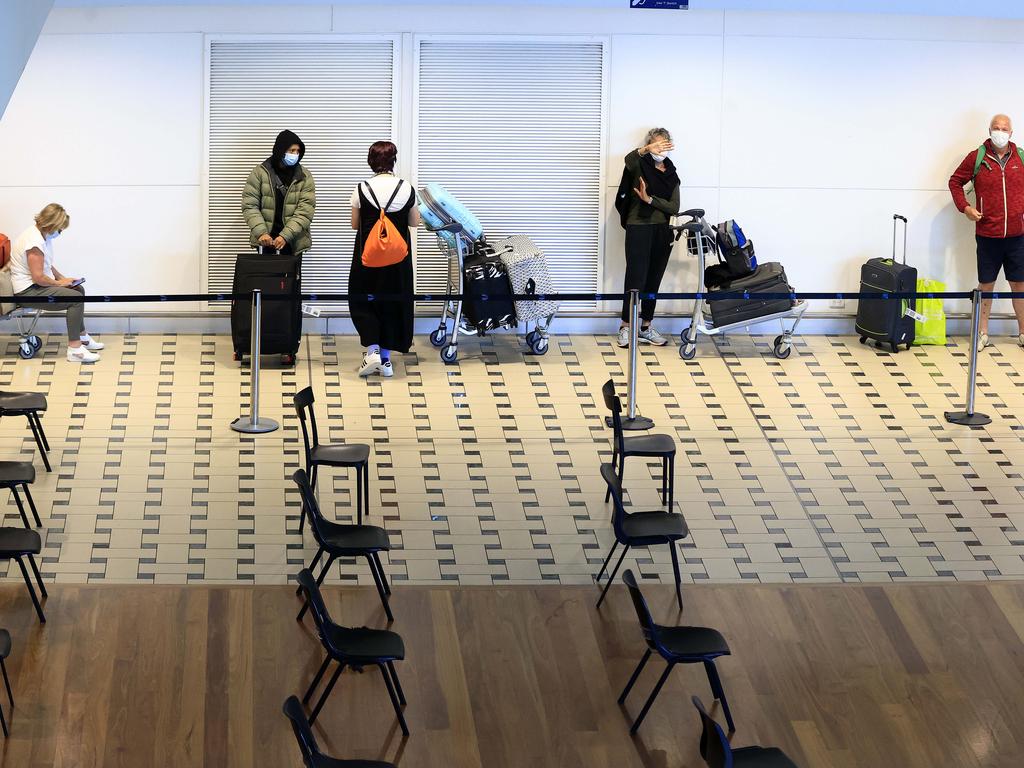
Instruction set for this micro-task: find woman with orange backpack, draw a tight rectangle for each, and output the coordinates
[349,141,418,378]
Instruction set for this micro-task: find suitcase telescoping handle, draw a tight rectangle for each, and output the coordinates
[892,213,908,265]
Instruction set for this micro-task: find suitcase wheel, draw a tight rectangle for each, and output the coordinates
[679,343,697,361]
[859,336,867,345]
[440,344,458,364]
[233,352,242,363]
[891,343,899,354]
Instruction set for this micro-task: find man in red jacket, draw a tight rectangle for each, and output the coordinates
[949,114,1024,349]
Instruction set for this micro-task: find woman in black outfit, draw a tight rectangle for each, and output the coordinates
[349,141,418,378]
[617,127,680,347]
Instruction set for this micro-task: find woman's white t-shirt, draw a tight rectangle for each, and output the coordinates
[349,174,415,213]
[9,226,52,294]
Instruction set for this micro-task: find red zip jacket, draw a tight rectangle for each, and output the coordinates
[949,139,1024,239]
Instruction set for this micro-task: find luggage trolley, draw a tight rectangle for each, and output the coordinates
[419,185,553,363]
[0,272,43,359]
[674,208,807,360]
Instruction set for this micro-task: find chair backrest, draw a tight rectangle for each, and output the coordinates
[602,379,626,455]
[600,463,629,542]
[282,695,323,767]
[295,567,335,650]
[291,468,330,549]
[292,387,319,462]
[622,569,662,652]
[692,695,733,768]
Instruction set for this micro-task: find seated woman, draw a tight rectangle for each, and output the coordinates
[348,141,418,378]
[9,203,103,363]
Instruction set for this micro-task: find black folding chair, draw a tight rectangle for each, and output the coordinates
[0,630,12,738]
[602,379,675,511]
[292,469,394,622]
[619,569,735,733]
[594,463,687,609]
[0,392,50,472]
[283,695,397,768]
[293,387,371,531]
[0,462,41,529]
[295,568,408,735]
[693,696,799,767]
[0,529,46,622]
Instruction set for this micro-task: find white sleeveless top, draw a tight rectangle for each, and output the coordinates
[349,174,414,213]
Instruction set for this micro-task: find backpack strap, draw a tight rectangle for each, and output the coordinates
[383,180,404,212]
[973,145,988,178]
[362,179,405,214]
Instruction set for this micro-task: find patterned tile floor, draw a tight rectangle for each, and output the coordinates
[1,330,1023,587]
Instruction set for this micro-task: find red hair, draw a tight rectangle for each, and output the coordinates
[368,141,397,174]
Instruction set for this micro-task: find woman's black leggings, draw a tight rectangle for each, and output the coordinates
[621,223,673,322]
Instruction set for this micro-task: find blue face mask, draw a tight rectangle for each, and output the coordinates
[283,152,300,167]
[46,231,60,242]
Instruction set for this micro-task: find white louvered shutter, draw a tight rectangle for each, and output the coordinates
[206,39,397,304]
[415,39,606,311]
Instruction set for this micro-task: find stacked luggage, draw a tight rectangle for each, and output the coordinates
[419,183,557,362]
[703,219,795,329]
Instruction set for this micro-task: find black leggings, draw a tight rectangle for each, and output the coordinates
[621,223,673,322]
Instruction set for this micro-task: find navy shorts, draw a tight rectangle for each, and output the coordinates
[976,235,1024,283]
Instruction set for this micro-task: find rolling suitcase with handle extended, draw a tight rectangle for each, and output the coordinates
[855,214,917,353]
[231,248,302,365]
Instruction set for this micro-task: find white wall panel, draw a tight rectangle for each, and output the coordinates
[0,186,203,313]
[608,35,723,190]
[0,33,203,187]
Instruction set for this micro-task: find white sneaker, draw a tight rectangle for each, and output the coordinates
[616,326,630,348]
[1018,334,1024,348]
[979,333,990,351]
[380,360,394,378]
[358,351,382,377]
[638,326,669,346]
[67,346,100,363]
[80,334,104,351]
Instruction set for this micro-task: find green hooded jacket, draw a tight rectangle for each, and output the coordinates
[241,159,316,254]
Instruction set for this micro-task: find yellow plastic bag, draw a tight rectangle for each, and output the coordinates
[912,278,947,346]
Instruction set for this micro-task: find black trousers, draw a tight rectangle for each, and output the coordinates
[621,223,673,322]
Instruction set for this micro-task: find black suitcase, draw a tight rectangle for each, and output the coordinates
[708,261,793,327]
[855,215,916,353]
[461,248,516,332]
[231,249,302,364]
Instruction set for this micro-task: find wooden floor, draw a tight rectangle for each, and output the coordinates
[0,581,1021,767]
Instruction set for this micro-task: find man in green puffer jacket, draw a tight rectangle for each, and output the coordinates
[241,129,316,254]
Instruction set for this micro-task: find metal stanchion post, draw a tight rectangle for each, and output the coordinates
[945,288,991,427]
[607,288,654,431]
[231,288,279,434]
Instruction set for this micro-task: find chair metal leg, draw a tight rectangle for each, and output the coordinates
[704,660,735,732]
[367,555,394,622]
[0,697,6,737]
[302,656,332,705]
[355,466,363,526]
[379,663,410,736]
[15,557,44,623]
[26,554,46,597]
[298,555,337,621]
[662,456,668,507]
[668,454,675,514]
[618,648,652,704]
[10,488,30,529]
[363,462,370,522]
[297,548,325,595]
[386,661,406,706]
[309,662,345,725]
[31,413,49,453]
[596,544,629,609]
[0,658,11,708]
[25,416,50,473]
[309,464,319,494]
[371,552,392,596]
[630,662,674,733]
[594,540,619,584]
[670,543,682,611]
[23,484,41,527]
[605,448,618,503]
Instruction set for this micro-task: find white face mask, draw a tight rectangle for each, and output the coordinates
[991,130,1011,149]
[650,152,668,163]
[283,152,300,166]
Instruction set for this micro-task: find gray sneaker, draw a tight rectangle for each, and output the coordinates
[979,333,990,351]
[616,326,630,348]
[638,326,668,346]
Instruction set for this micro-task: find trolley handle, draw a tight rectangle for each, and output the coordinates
[424,221,464,235]
[678,208,706,220]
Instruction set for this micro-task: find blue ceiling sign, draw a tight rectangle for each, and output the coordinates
[630,0,689,8]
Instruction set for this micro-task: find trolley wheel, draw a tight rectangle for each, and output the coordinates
[525,330,538,346]
[429,327,447,348]
[773,341,792,359]
[440,344,458,364]
[530,337,549,355]
[28,335,42,351]
[18,342,34,360]
[679,343,697,360]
